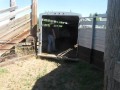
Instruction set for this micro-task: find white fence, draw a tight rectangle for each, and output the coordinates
[78,15,106,52]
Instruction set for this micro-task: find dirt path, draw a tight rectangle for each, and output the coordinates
[0,57,103,90]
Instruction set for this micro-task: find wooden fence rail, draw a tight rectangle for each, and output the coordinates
[0,0,37,56]
[0,6,31,22]
[78,16,106,52]
[78,15,106,67]
[0,6,18,14]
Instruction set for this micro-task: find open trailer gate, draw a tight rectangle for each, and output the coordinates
[37,12,81,61]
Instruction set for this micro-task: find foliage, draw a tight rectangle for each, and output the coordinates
[0,68,8,75]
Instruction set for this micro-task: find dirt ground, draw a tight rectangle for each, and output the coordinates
[0,57,103,90]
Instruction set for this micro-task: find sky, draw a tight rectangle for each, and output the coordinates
[0,0,108,17]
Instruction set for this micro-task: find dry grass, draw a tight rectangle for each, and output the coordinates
[0,57,59,90]
[0,57,103,90]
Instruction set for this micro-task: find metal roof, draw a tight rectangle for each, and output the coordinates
[40,11,81,17]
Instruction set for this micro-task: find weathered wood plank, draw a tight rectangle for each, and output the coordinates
[94,44,105,52]
[0,19,31,39]
[95,36,105,41]
[79,34,105,41]
[78,29,105,36]
[0,6,17,14]
[78,29,92,36]
[78,37,92,42]
[0,6,31,22]
[0,14,31,35]
[79,36,105,46]
[95,33,105,38]
[78,28,105,52]
[79,39,105,52]
[0,21,31,43]
[80,21,106,26]
[80,21,93,25]
[0,30,30,56]
[96,21,106,25]
[78,40,92,48]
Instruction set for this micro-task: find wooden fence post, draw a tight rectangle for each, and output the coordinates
[31,0,38,55]
[90,16,97,64]
[10,0,16,53]
[10,0,16,20]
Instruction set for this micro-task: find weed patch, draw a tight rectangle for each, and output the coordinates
[0,68,8,75]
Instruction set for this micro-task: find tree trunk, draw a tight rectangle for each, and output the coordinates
[104,0,120,90]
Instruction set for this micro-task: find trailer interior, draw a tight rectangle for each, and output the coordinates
[40,15,79,59]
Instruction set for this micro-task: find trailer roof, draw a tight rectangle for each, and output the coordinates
[40,11,81,17]
[39,12,81,24]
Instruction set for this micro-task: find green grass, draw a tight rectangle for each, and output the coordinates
[33,60,104,90]
[74,61,104,90]
[0,68,8,75]
[0,59,103,90]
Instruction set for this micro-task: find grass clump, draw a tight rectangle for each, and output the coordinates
[0,68,8,75]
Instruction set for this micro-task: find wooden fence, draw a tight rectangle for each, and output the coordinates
[78,14,106,68]
[0,0,37,56]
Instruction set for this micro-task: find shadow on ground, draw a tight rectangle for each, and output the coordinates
[32,59,104,90]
